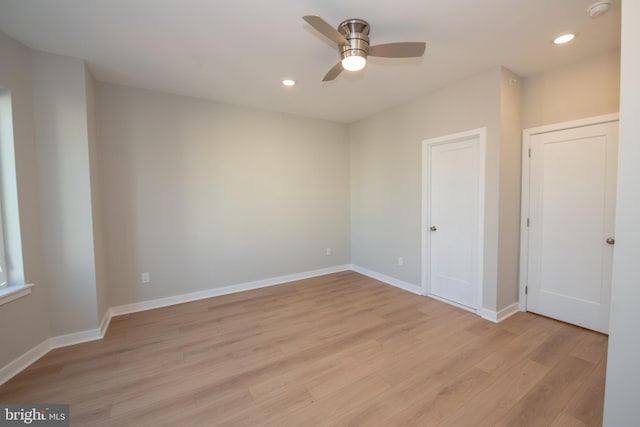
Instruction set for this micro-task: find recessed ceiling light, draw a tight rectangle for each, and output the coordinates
[553,33,576,45]
[282,79,296,87]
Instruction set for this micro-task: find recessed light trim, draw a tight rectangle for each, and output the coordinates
[282,79,296,87]
[553,33,576,45]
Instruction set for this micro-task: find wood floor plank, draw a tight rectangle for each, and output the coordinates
[475,319,553,376]
[570,331,608,365]
[565,356,608,426]
[496,355,595,426]
[438,359,550,427]
[383,367,495,426]
[264,374,392,427]
[327,367,445,427]
[550,412,588,427]
[0,271,607,426]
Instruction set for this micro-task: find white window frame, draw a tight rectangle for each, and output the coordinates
[0,196,7,289]
[0,87,32,305]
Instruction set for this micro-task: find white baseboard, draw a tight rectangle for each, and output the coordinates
[99,309,112,337]
[0,310,116,385]
[111,265,351,316]
[478,302,520,323]
[426,293,478,314]
[0,340,52,386]
[49,327,103,349]
[347,266,519,325]
[350,264,423,295]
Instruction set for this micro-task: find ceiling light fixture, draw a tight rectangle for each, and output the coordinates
[553,33,576,45]
[282,79,296,87]
[341,54,367,72]
[587,1,612,18]
[302,16,425,82]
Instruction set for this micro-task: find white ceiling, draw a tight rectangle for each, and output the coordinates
[0,0,621,123]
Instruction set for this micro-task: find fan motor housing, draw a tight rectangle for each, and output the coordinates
[338,19,370,60]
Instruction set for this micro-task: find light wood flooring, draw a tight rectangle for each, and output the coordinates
[0,271,607,426]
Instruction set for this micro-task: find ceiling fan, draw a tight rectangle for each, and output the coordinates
[303,15,426,82]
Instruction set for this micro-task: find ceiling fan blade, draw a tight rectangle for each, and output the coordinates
[322,62,344,82]
[303,15,349,45]
[368,42,426,58]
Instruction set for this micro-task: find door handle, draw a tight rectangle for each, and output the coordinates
[430,226,437,231]
[606,237,615,245]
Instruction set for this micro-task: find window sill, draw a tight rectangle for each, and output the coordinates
[0,283,34,307]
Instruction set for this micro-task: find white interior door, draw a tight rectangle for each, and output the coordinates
[423,129,485,310]
[525,120,618,333]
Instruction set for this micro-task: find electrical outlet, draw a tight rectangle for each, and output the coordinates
[325,248,332,256]
[141,272,150,284]
[397,257,404,266]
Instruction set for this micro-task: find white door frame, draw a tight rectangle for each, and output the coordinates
[422,127,486,312]
[519,113,620,312]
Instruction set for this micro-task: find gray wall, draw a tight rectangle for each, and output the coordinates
[0,33,49,367]
[603,2,640,424]
[497,68,522,310]
[96,84,350,307]
[522,48,620,129]
[32,52,100,335]
[85,67,108,323]
[349,67,503,310]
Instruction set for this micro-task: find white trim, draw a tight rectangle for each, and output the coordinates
[350,264,423,295]
[422,127,486,310]
[519,131,531,312]
[49,327,103,349]
[349,266,516,324]
[0,282,34,306]
[99,309,112,337]
[478,303,520,323]
[111,265,351,316]
[0,326,105,385]
[523,113,619,137]
[47,310,113,350]
[520,114,620,312]
[0,339,51,386]
[427,293,478,314]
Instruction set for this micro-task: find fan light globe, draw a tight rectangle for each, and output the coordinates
[342,55,366,71]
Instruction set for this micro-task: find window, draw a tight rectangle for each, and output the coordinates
[0,197,6,288]
[0,87,30,304]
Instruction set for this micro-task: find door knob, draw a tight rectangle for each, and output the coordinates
[606,237,615,245]
[430,226,437,231]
